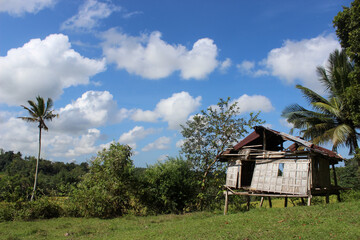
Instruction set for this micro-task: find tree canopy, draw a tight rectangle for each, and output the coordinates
[333,0,360,129]
[334,0,360,69]
[180,97,263,208]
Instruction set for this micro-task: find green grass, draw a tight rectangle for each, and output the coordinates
[1,201,359,240]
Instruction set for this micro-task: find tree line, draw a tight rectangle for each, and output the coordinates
[0,149,88,202]
[1,142,359,220]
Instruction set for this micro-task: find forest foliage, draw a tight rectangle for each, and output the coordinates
[0,149,88,202]
[1,139,360,221]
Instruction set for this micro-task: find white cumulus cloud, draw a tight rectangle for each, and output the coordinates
[0,117,38,156]
[0,0,55,16]
[237,34,340,92]
[0,114,106,159]
[232,94,274,113]
[0,91,129,161]
[50,91,127,134]
[142,136,171,152]
[237,60,268,77]
[237,60,255,74]
[264,34,340,91]
[118,126,158,149]
[63,128,101,157]
[219,58,232,73]
[131,110,159,123]
[49,128,113,159]
[61,0,121,31]
[131,91,202,130]
[102,29,219,80]
[0,34,106,106]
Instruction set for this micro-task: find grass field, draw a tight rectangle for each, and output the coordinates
[1,200,359,240]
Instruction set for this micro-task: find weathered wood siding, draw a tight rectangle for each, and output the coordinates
[226,165,240,188]
[250,159,309,195]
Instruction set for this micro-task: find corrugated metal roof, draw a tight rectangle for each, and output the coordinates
[222,126,344,160]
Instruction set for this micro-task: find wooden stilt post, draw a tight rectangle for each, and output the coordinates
[325,194,329,204]
[224,189,229,215]
[337,191,341,202]
[259,197,264,208]
[268,197,272,208]
[332,164,341,202]
[246,195,251,211]
[301,197,305,205]
[332,164,338,186]
[307,195,312,206]
[284,197,288,207]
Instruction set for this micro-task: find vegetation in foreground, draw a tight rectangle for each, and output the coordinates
[1,200,359,240]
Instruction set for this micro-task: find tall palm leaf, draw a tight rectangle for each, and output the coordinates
[19,96,58,201]
[316,49,354,98]
[282,49,359,155]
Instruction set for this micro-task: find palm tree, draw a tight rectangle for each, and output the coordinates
[282,49,359,155]
[19,96,58,201]
[316,49,354,98]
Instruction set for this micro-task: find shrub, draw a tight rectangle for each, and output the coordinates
[336,158,360,190]
[0,202,16,221]
[341,190,360,202]
[0,174,32,202]
[140,157,198,214]
[0,197,62,221]
[66,143,135,218]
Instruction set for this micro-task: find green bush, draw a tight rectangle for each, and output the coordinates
[336,158,360,190]
[0,202,16,221]
[341,190,360,202]
[15,197,62,221]
[140,157,198,214]
[0,197,62,221]
[66,143,135,218]
[0,174,32,202]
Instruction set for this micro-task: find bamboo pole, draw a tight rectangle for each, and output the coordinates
[224,189,228,215]
[259,197,264,207]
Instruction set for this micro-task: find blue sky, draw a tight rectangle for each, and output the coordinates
[0,0,353,166]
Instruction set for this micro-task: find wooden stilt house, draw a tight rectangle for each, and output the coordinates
[220,126,344,214]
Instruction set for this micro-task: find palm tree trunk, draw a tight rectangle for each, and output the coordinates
[30,126,41,201]
[353,135,360,167]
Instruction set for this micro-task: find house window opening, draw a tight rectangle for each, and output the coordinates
[278,163,284,177]
[240,161,255,187]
